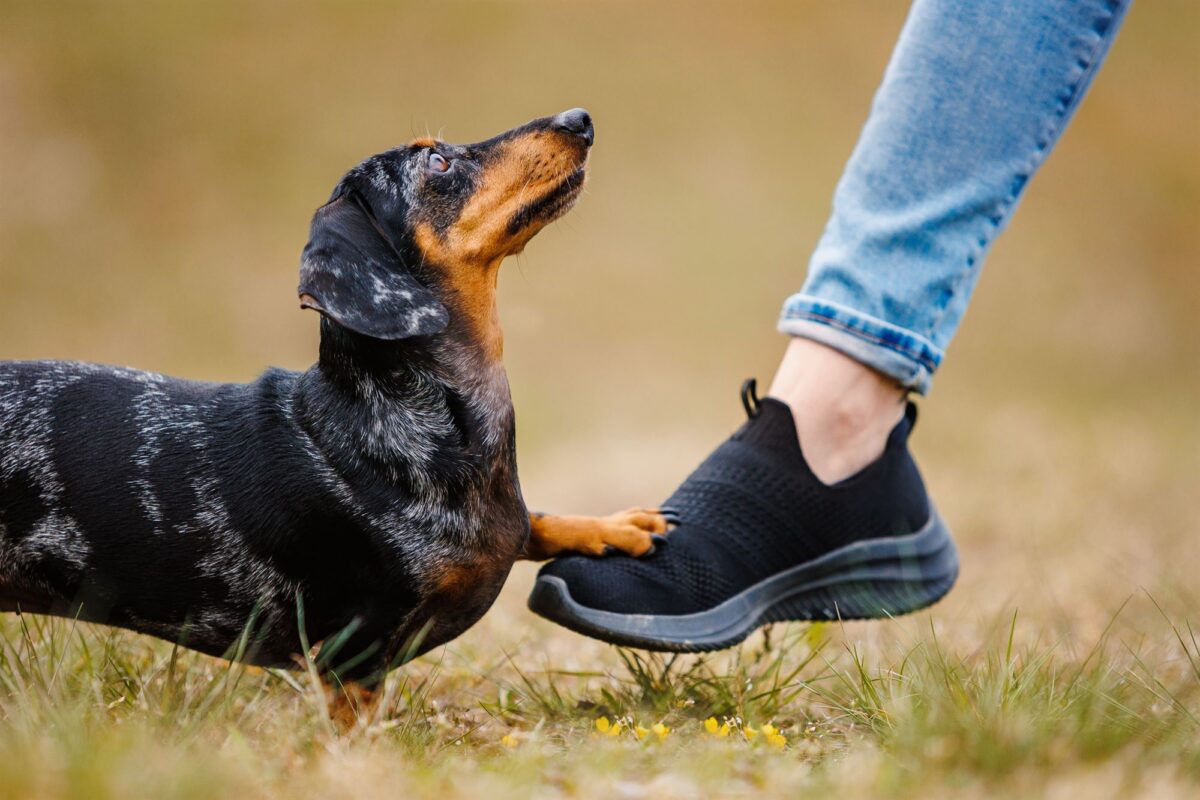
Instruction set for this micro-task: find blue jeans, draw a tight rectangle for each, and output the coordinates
[779,0,1132,394]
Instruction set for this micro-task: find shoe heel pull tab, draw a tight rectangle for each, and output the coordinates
[740,378,761,419]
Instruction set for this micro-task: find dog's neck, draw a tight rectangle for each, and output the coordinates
[443,259,505,363]
[310,317,514,459]
[415,251,507,364]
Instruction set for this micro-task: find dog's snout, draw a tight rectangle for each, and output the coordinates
[552,108,594,146]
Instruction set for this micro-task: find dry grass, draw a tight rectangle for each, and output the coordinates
[1,590,1199,798]
[1,1,1198,797]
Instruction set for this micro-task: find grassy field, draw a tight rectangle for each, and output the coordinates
[1,1,1198,797]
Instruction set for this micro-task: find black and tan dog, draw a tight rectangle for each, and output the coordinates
[0,109,667,686]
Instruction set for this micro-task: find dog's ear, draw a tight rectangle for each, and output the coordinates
[298,195,449,339]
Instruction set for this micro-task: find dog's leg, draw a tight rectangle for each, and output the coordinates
[326,680,379,732]
[521,509,671,560]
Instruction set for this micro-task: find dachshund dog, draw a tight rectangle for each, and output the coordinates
[0,109,668,687]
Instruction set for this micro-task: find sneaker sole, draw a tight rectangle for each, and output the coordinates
[527,507,959,652]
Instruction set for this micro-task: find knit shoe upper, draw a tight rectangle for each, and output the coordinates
[537,387,932,617]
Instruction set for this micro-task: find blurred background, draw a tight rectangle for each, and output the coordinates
[2,1,1197,645]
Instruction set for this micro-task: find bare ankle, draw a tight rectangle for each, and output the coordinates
[767,338,906,484]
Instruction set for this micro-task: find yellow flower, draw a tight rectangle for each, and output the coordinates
[758,723,786,747]
[500,734,519,749]
[704,717,731,737]
[596,717,624,737]
[744,724,759,741]
[635,725,650,740]
[652,722,670,740]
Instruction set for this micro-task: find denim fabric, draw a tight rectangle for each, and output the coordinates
[780,0,1132,393]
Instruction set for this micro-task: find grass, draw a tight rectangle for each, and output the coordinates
[1,596,1198,799]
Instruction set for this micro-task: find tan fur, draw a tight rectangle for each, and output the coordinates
[416,225,506,359]
[523,509,669,560]
[430,559,509,599]
[327,681,378,732]
[414,130,587,360]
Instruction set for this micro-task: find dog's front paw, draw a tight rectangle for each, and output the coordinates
[525,508,676,560]
[595,508,673,557]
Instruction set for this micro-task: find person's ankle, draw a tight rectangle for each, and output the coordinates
[767,338,906,485]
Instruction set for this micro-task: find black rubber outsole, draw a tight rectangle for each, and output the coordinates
[528,508,959,652]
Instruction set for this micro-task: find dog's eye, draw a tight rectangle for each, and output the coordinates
[428,153,450,174]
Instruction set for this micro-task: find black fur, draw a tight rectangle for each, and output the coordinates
[0,110,594,684]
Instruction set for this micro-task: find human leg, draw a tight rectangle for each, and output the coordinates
[532,0,1132,646]
[776,0,1132,481]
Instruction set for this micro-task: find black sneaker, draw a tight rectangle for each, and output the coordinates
[528,380,958,652]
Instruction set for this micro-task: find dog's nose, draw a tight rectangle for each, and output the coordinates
[552,108,594,146]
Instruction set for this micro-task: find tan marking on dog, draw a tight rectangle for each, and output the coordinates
[408,137,438,149]
[437,132,585,262]
[327,681,378,731]
[414,130,588,359]
[431,562,477,598]
[415,224,505,359]
[522,509,668,560]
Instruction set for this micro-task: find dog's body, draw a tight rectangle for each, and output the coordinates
[0,344,520,677]
[0,110,663,683]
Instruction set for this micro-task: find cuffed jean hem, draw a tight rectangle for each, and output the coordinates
[778,295,943,395]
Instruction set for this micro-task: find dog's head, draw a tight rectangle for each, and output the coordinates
[298,109,593,341]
